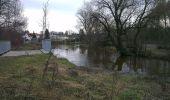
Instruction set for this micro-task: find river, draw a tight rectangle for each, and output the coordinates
[53,44,170,77]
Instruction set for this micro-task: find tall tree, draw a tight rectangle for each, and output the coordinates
[77,0,157,56]
[77,2,106,44]
[0,0,27,32]
[42,0,49,32]
[145,0,170,45]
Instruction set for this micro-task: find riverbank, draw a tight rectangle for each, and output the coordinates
[0,54,169,99]
[12,42,170,60]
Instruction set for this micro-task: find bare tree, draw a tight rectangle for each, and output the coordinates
[0,0,10,28]
[91,0,156,56]
[77,2,107,44]
[42,0,50,33]
[0,0,27,46]
[77,3,96,35]
[0,0,27,32]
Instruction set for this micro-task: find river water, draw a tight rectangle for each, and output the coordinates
[53,44,170,77]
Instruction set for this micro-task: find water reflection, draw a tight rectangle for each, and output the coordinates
[54,44,170,77]
[115,56,170,76]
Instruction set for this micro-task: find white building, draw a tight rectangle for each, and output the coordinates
[50,31,69,41]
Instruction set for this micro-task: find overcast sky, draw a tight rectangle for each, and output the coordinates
[20,0,87,33]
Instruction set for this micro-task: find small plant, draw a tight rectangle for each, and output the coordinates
[119,90,141,100]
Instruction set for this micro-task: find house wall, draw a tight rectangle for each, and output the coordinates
[0,41,11,54]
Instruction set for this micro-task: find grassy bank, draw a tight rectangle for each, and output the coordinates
[12,43,41,50]
[0,54,169,100]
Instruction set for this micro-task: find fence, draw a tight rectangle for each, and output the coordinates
[0,41,11,54]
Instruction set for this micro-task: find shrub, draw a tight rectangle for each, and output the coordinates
[44,29,50,39]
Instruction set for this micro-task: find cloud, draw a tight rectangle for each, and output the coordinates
[23,9,42,32]
[21,0,43,9]
[23,8,78,33]
[49,10,77,32]
[21,0,88,33]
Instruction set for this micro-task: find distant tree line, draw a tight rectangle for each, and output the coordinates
[77,0,170,56]
[142,0,170,46]
[0,0,27,45]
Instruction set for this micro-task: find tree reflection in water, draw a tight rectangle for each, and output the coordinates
[54,44,170,77]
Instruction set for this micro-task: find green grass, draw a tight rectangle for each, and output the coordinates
[12,43,41,50]
[0,54,169,100]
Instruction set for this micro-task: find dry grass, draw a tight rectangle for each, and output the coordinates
[0,54,169,100]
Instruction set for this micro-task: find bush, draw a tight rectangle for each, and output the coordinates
[44,29,50,39]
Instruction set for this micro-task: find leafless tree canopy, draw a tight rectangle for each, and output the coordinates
[0,0,27,32]
[77,0,157,56]
[42,0,50,33]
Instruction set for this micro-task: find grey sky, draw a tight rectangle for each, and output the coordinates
[21,0,88,33]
